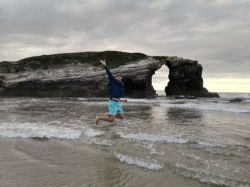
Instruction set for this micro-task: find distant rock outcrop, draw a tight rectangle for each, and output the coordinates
[164,58,219,98]
[0,51,219,98]
[229,97,244,103]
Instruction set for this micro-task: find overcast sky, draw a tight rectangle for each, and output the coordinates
[0,0,250,92]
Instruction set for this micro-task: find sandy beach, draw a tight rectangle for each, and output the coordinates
[0,138,209,187]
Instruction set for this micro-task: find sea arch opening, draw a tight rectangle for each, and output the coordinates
[152,64,169,96]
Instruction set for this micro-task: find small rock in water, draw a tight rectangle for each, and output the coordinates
[31,136,49,141]
[229,97,244,103]
[174,95,197,99]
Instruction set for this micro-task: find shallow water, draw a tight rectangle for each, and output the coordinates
[0,94,249,187]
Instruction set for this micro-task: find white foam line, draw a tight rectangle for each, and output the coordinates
[0,122,106,140]
[114,152,164,171]
[175,163,250,187]
[117,132,229,150]
[0,126,81,139]
[160,103,250,113]
[117,132,189,144]
[197,140,226,148]
[83,128,105,137]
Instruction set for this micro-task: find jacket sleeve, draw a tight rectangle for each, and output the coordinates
[104,66,123,85]
[104,66,115,81]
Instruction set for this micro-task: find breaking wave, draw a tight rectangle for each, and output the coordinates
[175,163,250,187]
[114,152,164,171]
[116,132,189,144]
[0,123,82,140]
[83,128,105,137]
[116,132,230,150]
[160,103,250,113]
[0,122,105,140]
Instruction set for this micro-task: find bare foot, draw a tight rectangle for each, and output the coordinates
[95,117,100,125]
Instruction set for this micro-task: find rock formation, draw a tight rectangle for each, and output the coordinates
[0,51,219,98]
[164,57,219,98]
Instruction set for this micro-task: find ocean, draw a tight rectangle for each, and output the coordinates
[0,92,249,187]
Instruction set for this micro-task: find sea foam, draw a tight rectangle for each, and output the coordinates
[83,128,105,137]
[114,152,164,171]
[0,122,82,140]
[117,132,228,150]
[160,103,250,113]
[175,163,250,187]
[117,132,189,144]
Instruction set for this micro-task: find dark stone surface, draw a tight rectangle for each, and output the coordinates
[0,76,4,87]
[0,51,219,98]
[164,57,219,98]
[229,97,244,103]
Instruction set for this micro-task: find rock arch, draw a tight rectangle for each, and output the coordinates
[152,64,169,95]
[0,51,219,98]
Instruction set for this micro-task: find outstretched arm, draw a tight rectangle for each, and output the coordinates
[100,59,116,81]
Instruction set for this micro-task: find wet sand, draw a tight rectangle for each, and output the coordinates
[0,97,249,187]
[0,138,208,187]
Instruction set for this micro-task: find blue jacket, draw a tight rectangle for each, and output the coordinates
[104,66,124,99]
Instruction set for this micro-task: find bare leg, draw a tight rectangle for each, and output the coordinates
[96,115,115,125]
[115,113,123,119]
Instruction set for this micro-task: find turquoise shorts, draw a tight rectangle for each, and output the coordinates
[108,100,123,116]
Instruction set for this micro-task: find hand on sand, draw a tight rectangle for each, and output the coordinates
[100,59,106,66]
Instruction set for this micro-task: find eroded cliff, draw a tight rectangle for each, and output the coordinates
[0,51,218,98]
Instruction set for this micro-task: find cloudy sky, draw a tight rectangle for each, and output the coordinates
[1,0,250,92]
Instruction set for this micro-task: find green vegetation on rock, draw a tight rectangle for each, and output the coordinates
[0,51,147,72]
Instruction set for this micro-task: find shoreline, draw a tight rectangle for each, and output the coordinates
[0,96,249,187]
[0,137,207,187]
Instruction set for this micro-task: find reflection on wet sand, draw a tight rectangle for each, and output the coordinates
[166,108,204,126]
[0,97,249,187]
